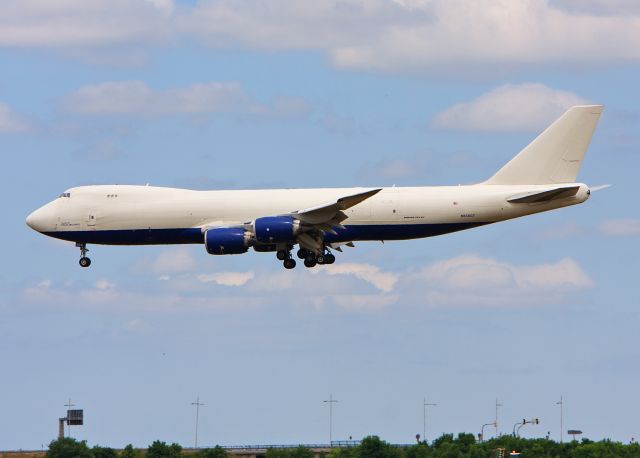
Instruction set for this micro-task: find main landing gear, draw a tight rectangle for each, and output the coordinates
[277,249,297,270]
[296,248,335,269]
[76,242,91,268]
[277,247,336,269]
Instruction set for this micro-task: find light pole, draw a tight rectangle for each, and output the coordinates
[423,398,437,443]
[64,398,75,438]
[191,396,205,449]
[495,399,502,438]
[556,396,564,444]
[323,394,338,446]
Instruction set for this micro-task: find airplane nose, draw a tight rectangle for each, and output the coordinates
[26,210,37,230]
[26,207,48,232]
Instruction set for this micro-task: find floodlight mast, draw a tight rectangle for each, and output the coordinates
[423,398,437,443]
[323,394,338,446]
[191,396,205,449]
[64,398,75,437]
[556,396,564,443]
[495,399,503,437]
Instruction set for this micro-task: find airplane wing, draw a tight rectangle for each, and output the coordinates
[292,188,382,225]
[291,188,381,253]
[507,185,580,204]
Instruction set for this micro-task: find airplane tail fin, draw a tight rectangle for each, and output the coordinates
[484,105,603,185]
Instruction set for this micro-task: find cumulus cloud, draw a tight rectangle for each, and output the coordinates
[22,278,264,310]
[132,248,197,275]
[432,83,590,132]
[197,271,255,287]
[0,0,173,48]
[62,81,256,115]
[315,262,399,292]
[599,219,640,236]
[0,102,28,133]
[61,81,310,118]
[22,256,592,312]
[180,0,640,73]
[407,255,593,307]
[2,1,640,73]
[95,279,116,290]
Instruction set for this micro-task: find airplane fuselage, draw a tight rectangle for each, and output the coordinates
[27,183,590,246]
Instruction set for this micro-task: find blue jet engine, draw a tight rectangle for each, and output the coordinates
[205,227,250,255]
[253,216,302,243]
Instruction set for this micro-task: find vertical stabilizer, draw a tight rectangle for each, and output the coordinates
[485,105,603,185]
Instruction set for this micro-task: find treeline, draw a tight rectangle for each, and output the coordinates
[46,438,226,458]
[46,434,640,458]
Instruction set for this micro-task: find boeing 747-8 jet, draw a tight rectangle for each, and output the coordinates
[26,105,603,269]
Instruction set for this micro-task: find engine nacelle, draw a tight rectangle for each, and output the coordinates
[254,216,301,243]
[205,227,250,255]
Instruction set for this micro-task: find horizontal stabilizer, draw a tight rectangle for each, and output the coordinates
[507,185,580,204]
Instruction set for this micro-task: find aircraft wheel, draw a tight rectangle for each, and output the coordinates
[316,254,325,265]
[276,250,287,261]
[79,257,91,268]
[296,248,307,259]
[325,254,336,264]
[304,256,317,268]
[284,258,296,269]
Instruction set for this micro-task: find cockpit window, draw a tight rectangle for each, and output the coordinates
[59,192,71,198]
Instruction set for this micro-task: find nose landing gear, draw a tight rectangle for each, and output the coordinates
[76,242,91,268]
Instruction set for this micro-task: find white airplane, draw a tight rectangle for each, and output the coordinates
[26,105,603,269]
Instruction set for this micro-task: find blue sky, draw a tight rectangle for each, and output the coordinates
[1,0,640,450]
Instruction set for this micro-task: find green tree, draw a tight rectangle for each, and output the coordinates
[356,436,402,458]
[147,440,183,458]
[404,443,431,458]
[121,444,142,458]
[92,445,117,458]
[327,445,356,458]
[46,437,93,458]
[288,447,315,458]
[197,446,228,458]
[266,448,290,458]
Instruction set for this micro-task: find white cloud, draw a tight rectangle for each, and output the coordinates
[432,83,589,132]
[0,0,173,48]
[197,271,255,287]
[95,279,116,290]
[2,1,640,73]
[22,255,592,312]
[22,278,264,310]
[132,248,197,275]
[0,102,28,133]
[61,81,310,118]
[181,0,640,73]
[315,262,399,292]
[408,255,593,307]
[62,81,256,115]
[599,219,640,236]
